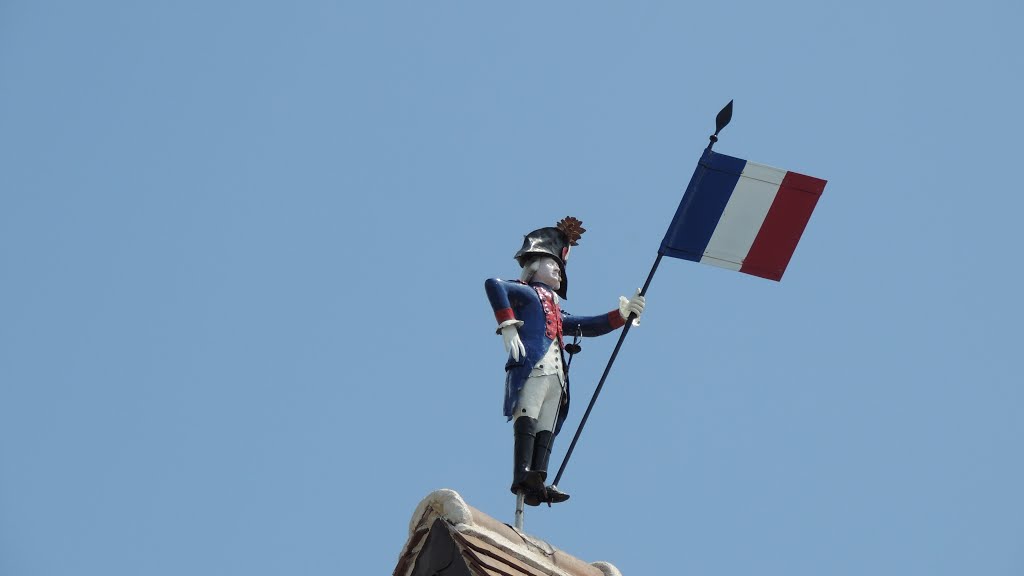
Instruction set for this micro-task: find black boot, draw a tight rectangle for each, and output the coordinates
[510,417,539,495]
[524,430,571,506]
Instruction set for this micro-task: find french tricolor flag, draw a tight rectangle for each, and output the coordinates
[659,149,827,281]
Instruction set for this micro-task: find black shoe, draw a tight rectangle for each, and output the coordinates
[544,484,570,503]
[524,484,571,506]
[510,417,538,495]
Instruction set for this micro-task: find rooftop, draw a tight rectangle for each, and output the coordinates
[393,489,622,576]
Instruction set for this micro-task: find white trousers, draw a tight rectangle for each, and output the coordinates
[512,374,564,433]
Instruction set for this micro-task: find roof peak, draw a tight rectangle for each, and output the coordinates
[394,489,622,576]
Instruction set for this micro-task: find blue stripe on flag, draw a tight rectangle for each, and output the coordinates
[659,150,747,261]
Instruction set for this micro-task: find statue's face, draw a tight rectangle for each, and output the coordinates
[532,257,562,291]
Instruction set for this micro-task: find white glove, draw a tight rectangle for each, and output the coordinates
[618,289,646,327]
[501,324,526,361]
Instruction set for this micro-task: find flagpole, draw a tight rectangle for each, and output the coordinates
[550,100,733,490]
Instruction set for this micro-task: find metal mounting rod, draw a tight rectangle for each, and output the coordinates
[513,491,526,530]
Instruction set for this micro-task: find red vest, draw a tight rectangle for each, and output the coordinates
[533,285,563,348]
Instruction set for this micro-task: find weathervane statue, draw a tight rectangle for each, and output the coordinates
[482,102,828,530]
[485,217,645,512]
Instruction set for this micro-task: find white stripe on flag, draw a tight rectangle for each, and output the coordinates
[700,161,786,271]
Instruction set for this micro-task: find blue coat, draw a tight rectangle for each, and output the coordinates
[485,278,625,434]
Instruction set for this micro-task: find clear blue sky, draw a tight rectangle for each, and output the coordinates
[2,2,1022,575]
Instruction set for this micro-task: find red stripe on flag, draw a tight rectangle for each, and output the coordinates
[740,171,826,281]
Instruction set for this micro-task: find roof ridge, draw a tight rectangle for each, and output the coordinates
[393,489,622,576]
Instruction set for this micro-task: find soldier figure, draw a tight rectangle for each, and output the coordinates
[485,217,645,505]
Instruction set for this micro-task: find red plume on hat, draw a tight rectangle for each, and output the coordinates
[514,216,585,299]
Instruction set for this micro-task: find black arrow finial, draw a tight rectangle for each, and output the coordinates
[710,99,733,146]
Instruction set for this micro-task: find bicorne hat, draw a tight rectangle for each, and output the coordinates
[514,216,586,299]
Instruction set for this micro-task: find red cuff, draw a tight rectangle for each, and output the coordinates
[495,308,516,324]
[608,310,626,329]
